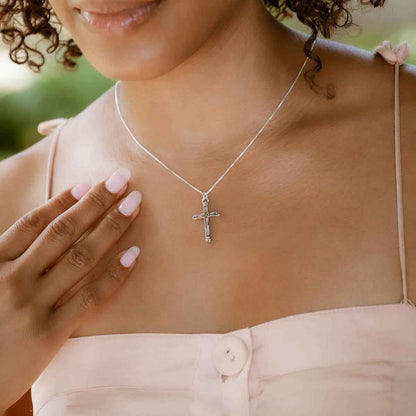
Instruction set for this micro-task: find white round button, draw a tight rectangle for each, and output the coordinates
[212,335,249,376]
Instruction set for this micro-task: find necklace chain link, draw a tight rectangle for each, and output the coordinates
[114,44,314,242]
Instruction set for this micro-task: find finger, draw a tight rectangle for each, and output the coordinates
[49,246,140,336]
[0,184,90,262]
[18,167,131,276]
[39,190,142,304]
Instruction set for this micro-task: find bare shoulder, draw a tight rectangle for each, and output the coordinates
[335,38,416,300]
[297,34,416,302]
[309,36,412,107]
[0,83,113,237]
[0,131,54,235]
[310,36,415,134]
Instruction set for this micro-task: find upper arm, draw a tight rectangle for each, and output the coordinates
[0,152,32,236]
[0,134,52,236]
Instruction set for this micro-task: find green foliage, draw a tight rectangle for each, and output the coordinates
[0,56,114,155]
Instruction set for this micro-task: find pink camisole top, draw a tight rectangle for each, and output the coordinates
[31,42,416,416]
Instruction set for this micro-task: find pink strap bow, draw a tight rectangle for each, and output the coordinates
[37,118,69,135]
[375,40,411,65]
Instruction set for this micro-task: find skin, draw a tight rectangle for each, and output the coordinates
[1,0,416,413]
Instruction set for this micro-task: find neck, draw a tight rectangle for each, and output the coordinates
[113,1,307,163]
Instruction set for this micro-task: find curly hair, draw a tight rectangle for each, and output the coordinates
[0,0,385,97]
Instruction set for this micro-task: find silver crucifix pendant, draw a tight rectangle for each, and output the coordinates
[192,193,221,243]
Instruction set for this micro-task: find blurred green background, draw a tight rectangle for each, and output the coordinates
[0,0,415,160]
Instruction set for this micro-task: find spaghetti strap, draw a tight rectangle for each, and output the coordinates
[375,40,415,307]
[42,118,71,203]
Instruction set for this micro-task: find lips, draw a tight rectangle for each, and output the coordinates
[75,0,162,34]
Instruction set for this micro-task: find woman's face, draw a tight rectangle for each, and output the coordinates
[49,0,244,80]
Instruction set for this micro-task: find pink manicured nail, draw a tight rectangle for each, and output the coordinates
[120,246,140,267]
[118,190,142,216]
[71,183,91,200]
[105,167,131,194]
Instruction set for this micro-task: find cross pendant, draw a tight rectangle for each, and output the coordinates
[192,193,221,243]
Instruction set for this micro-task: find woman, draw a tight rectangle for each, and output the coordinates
[0,0,415,414]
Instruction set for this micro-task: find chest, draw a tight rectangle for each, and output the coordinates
[51,111,410,338]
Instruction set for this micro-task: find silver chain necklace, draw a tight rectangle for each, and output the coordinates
[114,50,312,243]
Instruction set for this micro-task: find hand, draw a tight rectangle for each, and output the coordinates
[0,167,142,412]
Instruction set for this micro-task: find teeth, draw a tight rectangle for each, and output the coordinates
[80,10,94,24]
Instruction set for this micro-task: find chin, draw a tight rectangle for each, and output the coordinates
[79,38,194,81]
[92,56,180,81]
[54,0,240,81]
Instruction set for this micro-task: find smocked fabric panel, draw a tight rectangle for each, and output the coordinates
[31,304,416,415]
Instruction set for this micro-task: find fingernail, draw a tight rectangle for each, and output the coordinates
[71,183,91,200]
[120,246,140,267]
[105,167,131,194]
[118,190,142,216]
